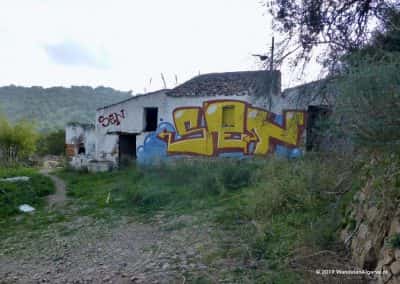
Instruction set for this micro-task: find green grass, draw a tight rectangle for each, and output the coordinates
[57,159,258,217]
[57,156,360,282]
[211,156,361,283]
[0,167,55,217]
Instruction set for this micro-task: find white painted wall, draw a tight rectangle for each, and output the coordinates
[65,124,96,157]
[94,90,169,163]
[92,88,300,166]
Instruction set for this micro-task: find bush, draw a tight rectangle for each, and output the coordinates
[334,53,400,151]
[36,129,65,156]
[213,155,356,281]
[0,116,39,165]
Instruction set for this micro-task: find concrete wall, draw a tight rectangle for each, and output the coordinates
[65,123,96,169]
[136,95,306,164]
[92,88,308,165]
[66,72,336,167]
[65,123,96,157]
[95,90,169,164]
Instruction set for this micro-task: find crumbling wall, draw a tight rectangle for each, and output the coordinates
[65,123,96,169]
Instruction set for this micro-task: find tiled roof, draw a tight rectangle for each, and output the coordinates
[167,70,281,97]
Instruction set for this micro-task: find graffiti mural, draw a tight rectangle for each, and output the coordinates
[98,109,126,127]
[137,100,306,162]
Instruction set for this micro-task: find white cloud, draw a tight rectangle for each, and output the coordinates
[44,41,110,68]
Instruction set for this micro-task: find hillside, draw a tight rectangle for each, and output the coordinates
[0,85,132,132]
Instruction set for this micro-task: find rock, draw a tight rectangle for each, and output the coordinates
[362,240,378,270]
[340,228,350,242]
[389,218,400,236]
[367,207,379,221]
[380,269,393,284]
[33,273,41,280]
[377,259,385,272]
[161,263,169,270]
[0,176,30,182]
[384,249,395,265]
[18,204,35,213]
[130,275,143,283]
[391,261,400,276]
[395,249,400,260]
[358,223,369,240]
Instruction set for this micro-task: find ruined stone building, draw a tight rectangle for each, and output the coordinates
[65,70,332,170]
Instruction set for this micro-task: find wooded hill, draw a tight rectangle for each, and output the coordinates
[0,85,132,132]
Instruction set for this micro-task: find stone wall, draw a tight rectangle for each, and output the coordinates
[340,177,400,283]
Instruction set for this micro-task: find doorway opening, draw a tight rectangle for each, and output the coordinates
[144,107,158,131]
[78,143,86,155]
[306,105,331,151]
[118,133,137,166]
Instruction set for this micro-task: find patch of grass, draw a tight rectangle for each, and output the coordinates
[213,155,358,282]
[58,155,359,282]
[0,167,55,217]
[57,159,260,217]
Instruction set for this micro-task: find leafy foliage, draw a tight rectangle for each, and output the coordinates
[0,116,39,165]
[268,0,399,71]
[37,129,66,156]
[0,85,132,132]
[333,53,400,150]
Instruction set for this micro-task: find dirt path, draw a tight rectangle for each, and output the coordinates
[0,172,251,283]
[0,215,231,283]
[39,168,67,207]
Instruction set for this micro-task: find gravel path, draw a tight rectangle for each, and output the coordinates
[0,172,252,283]
[0,214,224,284]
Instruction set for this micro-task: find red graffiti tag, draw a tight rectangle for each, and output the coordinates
[98,109,125,127]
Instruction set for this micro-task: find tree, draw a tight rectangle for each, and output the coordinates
[37,129,65,156]
[0,116,38,165]
[268,0,400,72]
[333,54,400,151]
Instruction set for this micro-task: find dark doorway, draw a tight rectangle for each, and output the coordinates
[306,105,331,151]
[78,143,86,154]
[118,134,137,166]
[144,107,158,131]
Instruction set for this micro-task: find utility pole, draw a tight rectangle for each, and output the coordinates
[270,36,274,71]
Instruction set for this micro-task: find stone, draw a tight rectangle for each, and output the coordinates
[161,263,169,270]
[395,249,400,260]
[390,261,400,276]
[377,259,386,272]
[380,269,393,284]
[18,204,35,213]
[358,223,369,240]
[384,249,395,265]
[340,228,350,242]
[367,206,378,221]
[389,218,400,236]
[0,176,30,182]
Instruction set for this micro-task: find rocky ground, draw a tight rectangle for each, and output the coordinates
[0,171,253,283]
[0,211,244,283]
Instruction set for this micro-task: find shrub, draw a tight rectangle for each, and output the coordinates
[0,116,39,165]
[334,53,400,151]
[387,233,400,249]
[37,129,65,156]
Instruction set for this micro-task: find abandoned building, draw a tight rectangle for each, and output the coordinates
[65,70,332,170]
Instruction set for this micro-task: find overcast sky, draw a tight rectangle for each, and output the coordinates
[0,0,322,93]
